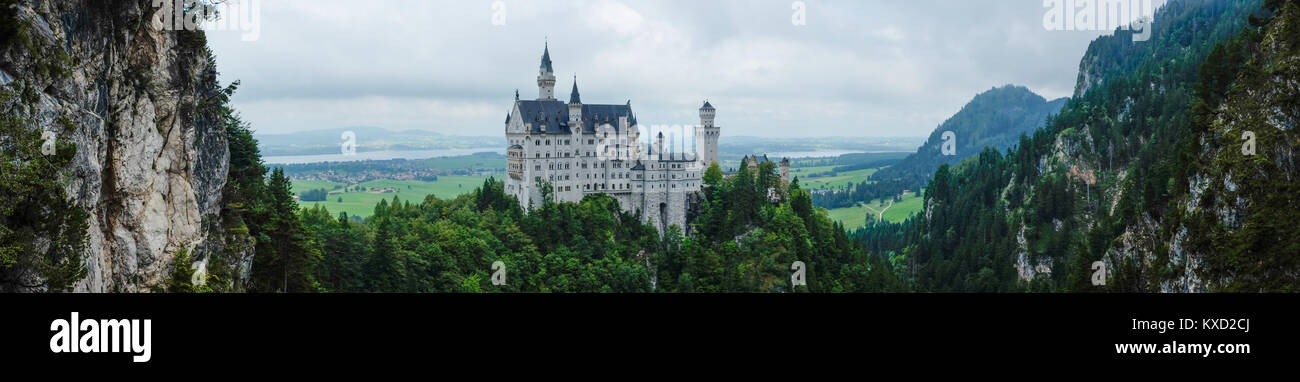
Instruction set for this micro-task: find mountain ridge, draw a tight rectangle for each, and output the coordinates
[873,84,1068,188]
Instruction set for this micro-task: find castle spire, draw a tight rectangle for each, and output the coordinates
[569,76,581,104]
[540,41,553,73]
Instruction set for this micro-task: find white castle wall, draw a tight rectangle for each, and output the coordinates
[504,46,712,234]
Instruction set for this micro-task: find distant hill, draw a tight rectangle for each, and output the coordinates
[256,127,503,156]
[718,136,923,161]
[870,85,1067,190]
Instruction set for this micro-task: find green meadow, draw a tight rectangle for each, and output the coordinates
[825,192,925,230]
[290,176,489,219]
[796,168,879,190]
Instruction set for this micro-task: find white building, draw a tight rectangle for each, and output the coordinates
[504,43,719,233]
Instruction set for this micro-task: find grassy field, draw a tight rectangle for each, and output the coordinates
[825,192,925,230]
[290,176,489,219]
[798,168,879,190]
[788,165,836,176]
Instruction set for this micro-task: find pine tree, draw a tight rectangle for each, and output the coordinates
[250,168,320,292]
[365,217,406,292]
[732,161,758,226]
[166,249,199,293]
[703,161,723,187]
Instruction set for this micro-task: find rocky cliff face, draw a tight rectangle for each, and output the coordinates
[1173,3,1300,291]
[1,0,232,292]
[1012,0,1297,292]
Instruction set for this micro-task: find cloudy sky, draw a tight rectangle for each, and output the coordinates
[206,0,1163,137]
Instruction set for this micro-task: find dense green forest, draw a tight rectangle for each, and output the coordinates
[855,0,1298,292]
[194,129,907,292]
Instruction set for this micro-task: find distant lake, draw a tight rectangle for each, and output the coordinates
[265,148,505,165]
[765,150,907,159]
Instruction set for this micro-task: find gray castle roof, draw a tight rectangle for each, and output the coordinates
[515,100,637,135]
[701,100,714,110]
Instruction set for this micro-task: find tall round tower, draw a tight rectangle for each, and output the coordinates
[537,42,556,100]
[696,100,720,167]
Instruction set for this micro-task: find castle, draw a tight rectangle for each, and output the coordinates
[504,43,720,233]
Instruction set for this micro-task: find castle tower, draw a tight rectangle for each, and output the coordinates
[538,43,556,100]
[655,132,665,161]
[780,158,791,183]
[700,100,715,127]
[569,78,584,142]
[696,100,720,167]
[568,78,582,121]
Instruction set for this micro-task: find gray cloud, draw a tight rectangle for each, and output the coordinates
[207,0,1163,137]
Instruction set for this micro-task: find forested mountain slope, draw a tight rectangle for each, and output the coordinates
[863,0,1299,292]
[871,85,1067,193]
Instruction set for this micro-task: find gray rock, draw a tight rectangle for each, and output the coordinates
[1,0,244,292]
